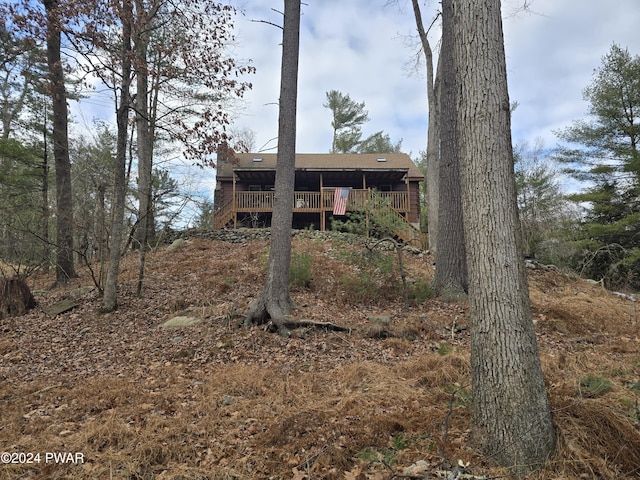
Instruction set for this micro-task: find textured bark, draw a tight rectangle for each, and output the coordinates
[410,0,439,252]
[41,119,50,271]
[244,0,300,334]
[0,277,36,319]
[102,0,133,312]
[453,0,556,474]
[433,0,467,297]
[133,1,153,297]
[44,0,75,283]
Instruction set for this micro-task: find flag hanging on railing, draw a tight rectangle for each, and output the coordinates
[333,187,350,215]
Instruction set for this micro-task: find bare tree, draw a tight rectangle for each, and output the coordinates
[410,0,440,251]
[245,0,300,334]
[453,0,556,474]
[132,0,159,297]
[102,0,133,312]
[433,0,467,297]
[43,0,75,283]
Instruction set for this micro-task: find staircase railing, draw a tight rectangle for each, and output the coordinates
[366,190,429,249]
[212,199,234,229]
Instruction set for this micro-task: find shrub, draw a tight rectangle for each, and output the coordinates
[579,376,612,398]
[260,248,313,289]
[289,251,313,289]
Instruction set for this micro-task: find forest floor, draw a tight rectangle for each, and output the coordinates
[1,231,640,480]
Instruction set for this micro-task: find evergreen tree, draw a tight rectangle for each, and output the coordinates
[324,90,402,154]
[556,44,640,184]
[324,90,368,153]
[555,44,640,288]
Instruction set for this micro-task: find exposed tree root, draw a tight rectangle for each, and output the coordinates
[244,295,349,337]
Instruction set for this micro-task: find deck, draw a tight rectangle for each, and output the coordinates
[231,190,409,214]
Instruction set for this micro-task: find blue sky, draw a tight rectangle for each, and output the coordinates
[229,0,640,159]
[68,0,640,217]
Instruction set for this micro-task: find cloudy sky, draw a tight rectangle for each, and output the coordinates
[229,0,640,158]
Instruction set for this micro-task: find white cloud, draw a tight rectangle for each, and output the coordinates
[231,0,640,161]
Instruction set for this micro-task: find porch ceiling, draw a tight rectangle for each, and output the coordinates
[233,168,409,185]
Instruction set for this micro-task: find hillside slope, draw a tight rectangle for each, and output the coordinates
[1,232,639,479]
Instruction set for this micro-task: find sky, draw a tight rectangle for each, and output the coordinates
[67,0,640,220]
[228,0,640,159]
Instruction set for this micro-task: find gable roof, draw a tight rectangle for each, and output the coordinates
[217,153,424,179]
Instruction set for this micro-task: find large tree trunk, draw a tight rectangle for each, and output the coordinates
[453,0,556,475]
[245,0,300,335]
[433,0,467,297]
[44,0,75,283]
[410,0,439,252]
[102,0,133,312]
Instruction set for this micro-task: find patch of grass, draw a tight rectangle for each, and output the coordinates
[579,375,612,397]
[289,250,313,288]
[392,432,411,451]
[260,248,313,289]
[408,278,434,305]
[437,342,453,356]
[357,447,380,463]
[356,433,411,468]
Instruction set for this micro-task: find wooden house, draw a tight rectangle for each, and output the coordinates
[213,152,425,244]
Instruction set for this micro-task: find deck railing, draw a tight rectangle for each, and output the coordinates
[213,188,425,247]
[220,189,409,213]
[231,189,408,213]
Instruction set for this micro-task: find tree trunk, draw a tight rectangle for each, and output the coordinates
[433,0,467,298]
[0,277,36,319]
[44,0,75,283]
[453,0,556,475]
[133,2,153,297]
[245,0,300,335]
[410,0,439,252]
[102,0,133,312]
[41,111,50,272]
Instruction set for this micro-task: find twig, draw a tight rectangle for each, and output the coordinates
[0,383,65,403]
[331,330,354,347]
[297,445,328,474]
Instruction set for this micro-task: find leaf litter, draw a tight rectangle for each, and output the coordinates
[0,233,639,479]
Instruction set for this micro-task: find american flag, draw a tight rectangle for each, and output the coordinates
[333,187,350,215]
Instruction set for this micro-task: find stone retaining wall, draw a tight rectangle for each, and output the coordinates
[161,228,425,254]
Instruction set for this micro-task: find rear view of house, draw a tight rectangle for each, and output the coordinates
[213,152,424,243]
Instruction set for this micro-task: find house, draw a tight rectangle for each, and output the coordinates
[212,152,425,244]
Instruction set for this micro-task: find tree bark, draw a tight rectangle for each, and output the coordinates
[41,110,50,271]
[44,0,75,283]
[453,0,556,475]
[133,0,154,297]
[245,0,300,335]
[410,0,439,252]
[433,0,467,297]
[102,0,133,312]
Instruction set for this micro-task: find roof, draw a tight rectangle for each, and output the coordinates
[217,153,424,179]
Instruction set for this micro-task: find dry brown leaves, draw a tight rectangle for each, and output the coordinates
[0,235,639,479]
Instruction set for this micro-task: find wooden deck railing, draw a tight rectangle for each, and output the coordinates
[229,189,409,214]
[213,188,426,247]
